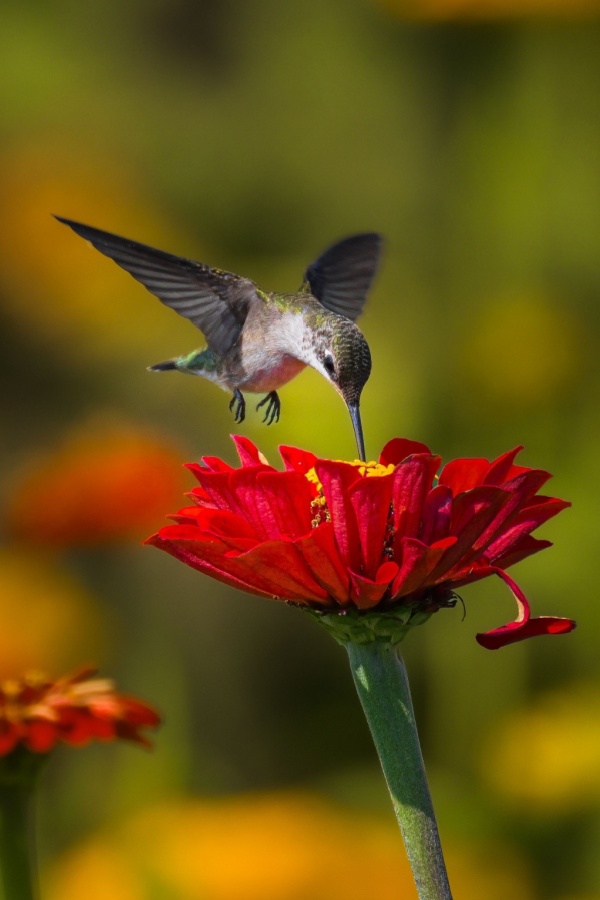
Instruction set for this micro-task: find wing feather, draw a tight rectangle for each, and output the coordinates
[303,232,382,321]
[56,217,258,355]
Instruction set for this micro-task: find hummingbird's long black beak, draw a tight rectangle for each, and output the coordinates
[347,401,366,462]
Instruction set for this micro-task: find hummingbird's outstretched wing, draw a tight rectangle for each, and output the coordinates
[302,232,382,322]
[55,217,258,356]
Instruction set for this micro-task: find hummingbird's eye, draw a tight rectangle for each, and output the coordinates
[323,355,336,378]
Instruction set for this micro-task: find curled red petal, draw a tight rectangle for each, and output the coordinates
[477,616,577,649]
[475,568,577,649]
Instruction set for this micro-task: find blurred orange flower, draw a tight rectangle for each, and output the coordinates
[0,668,160,755]
[5,418,190,546]
[46,792,534,900]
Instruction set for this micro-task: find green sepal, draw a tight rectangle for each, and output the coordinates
[306,605,433,646]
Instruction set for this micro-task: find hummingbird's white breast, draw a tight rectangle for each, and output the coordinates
[235,308,309,393]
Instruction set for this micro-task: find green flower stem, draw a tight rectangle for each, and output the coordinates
[0,752,42,900]
[345,640,452,900]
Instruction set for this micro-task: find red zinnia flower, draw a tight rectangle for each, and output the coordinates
[148,437,575,649]
[0,668,160,755]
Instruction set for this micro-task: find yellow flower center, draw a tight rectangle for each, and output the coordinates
[306,460,396,527]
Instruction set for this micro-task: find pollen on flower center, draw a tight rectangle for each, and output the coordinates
[306,460,396,529]
[351,460,396,478]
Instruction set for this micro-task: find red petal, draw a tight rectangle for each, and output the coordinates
[484,498,571,564]
[64,711,108,744]
[192,470,246,514]
[147,531,279,598]
[231,435,269,467]
[118,698,161,729]
[198,457,234,473]
[279,445,318,474]
[475,568,576,649]
[294,523,351,604]
[25,720,58,752]
[490,536,552,570]
[421,484,453,544]
[483,446,524,484]
[152,536,331,604]
[349,473,394,577]
[477,615,576,649]
[379,438,432,467]
[226,468,297,541]
[167,509,260,549]
[232,540,332,604]
[316,461,363,570]
[438,457,491,493]
[0,727,19,755]
[391,536,457,598]
[429,487,509,579]
[463,471,555,563]
[253,471,314,539]
[391,455,440,555]
[348,561,398,610]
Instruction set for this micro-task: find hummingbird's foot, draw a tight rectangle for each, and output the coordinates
[256,391,281,425]
[229,389,246,423]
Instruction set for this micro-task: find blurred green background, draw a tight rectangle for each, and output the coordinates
[1,0,599,897]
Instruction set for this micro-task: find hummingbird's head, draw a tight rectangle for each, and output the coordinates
[313,318,372,461]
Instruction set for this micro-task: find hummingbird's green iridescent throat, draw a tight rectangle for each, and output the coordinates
[56,217,382,461]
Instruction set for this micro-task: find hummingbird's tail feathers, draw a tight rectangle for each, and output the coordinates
[148,360,178,372]
[303,232,382,322]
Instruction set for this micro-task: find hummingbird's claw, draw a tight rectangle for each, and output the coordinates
[229,389,246,423]
[256,391,280,425]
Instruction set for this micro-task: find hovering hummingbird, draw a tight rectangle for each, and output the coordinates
[56,217,382,460]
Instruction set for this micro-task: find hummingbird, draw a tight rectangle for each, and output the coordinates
[56,217,382,460]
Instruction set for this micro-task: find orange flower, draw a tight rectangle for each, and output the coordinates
[5,419,189,546]
[0,669,160,755]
